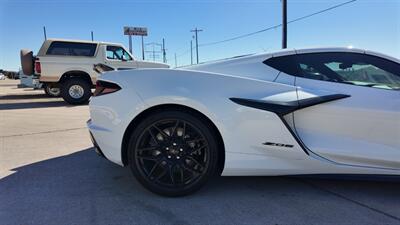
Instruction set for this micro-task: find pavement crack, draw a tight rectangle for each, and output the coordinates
[294,178,400,222]
[1,127,87,138]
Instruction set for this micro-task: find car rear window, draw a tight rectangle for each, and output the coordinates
[46,41,97,56]
[263,55,299,75]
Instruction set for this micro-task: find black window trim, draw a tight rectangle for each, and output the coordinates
[46,41,98,57]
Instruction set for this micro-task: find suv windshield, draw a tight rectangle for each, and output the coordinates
[106,46,132,61]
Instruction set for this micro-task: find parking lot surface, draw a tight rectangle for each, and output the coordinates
[1,79,400,225]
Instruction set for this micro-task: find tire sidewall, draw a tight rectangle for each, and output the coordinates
[44,84,60,97]
[127,110,219,197]
[60,78,91,105]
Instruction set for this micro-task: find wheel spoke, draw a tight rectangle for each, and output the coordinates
[186,138,205,144]
[169,165,175,185]
[152,125,170,138]
[170,120,180,137]
[182,163,200,176]
[147,128,159,144]
[137,155,158,161]
[147,160,162,178]
[187,144,207,155]
[137,146,157,153]
[182,122,186,138]
[186,156,205,171]
[177,165,184,183]
[153,167,167,181]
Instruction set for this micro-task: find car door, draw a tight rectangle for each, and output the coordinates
[105,45,138,70]
[292,51,400,169]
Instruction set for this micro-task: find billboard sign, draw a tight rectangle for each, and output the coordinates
[124,27,148,36]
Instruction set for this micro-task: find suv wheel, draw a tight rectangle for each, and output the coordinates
[128,110,219,196]
[61,78,92,105]
[43,84,61,97]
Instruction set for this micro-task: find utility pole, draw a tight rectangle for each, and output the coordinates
[190,40,193,65]
[43,26,47,40]
[141,36,145,60]
[190,27,203,64]
[91,31,94,41]
[282,0,287,49]
[162,38,166,63]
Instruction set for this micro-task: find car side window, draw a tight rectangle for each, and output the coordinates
[263,55,299,76]
[296,53,400,90]
[106,46,132,61]
[264,52,400,91]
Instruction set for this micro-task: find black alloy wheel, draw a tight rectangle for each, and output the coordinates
[128,110,219,196]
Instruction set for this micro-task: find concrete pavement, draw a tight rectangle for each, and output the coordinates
[1,79,400,225]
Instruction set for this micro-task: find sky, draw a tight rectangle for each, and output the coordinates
[0,0,399,70]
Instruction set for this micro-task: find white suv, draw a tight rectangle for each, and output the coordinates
[21,39,168,104]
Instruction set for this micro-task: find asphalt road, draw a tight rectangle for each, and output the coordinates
[1,79,400,225]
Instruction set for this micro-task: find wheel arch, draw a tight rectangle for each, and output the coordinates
[121,103,226,175]
[59,70,92,85]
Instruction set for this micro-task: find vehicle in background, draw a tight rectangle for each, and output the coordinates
[21,39,169,104]
[0,73,6,80]
[0,70,19,79]
[88,47,400,196]
[18,69,42,89]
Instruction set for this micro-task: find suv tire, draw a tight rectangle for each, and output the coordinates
[43,84,61,97]
[61,78,92,105]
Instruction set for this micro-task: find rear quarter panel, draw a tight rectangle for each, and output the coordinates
[100,69,325,175]
[38,56,98,83]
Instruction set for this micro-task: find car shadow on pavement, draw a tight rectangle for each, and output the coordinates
[0,84,19,87]
[0,93,52,100]
[1,148,400,225]
[0,101,70,110]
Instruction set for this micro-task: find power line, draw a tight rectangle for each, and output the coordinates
[169,0,356,64]
[199,0,356,47]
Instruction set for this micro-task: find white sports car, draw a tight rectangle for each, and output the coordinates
[87,47,400,196]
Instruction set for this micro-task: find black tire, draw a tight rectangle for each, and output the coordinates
[128,110,219,197]
[20,49,34,75]
[43,84,61,97]
[60,78,91,105]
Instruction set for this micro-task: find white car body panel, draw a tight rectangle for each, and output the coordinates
[295,78,400,169]
[88,47,400,177]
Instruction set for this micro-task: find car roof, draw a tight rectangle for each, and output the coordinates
[264,47,366,57]
[45,38,122,46]
[223,47,398,63]
[183,46,399,72]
